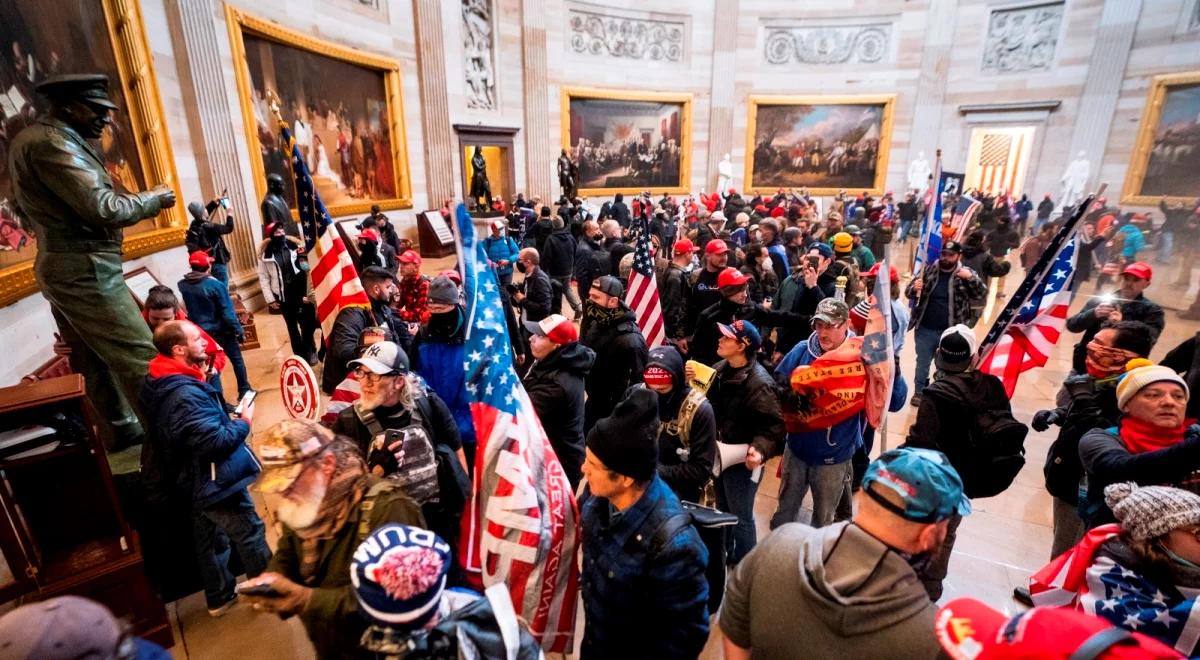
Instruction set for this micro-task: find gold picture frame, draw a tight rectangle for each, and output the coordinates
[225,6,414,219]
[744,94,896,196]
[1120,71,1200,206]
[560,87,692,196]
[0,0,185,309]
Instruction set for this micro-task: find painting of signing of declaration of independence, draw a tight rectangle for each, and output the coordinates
[747,96,894,195]
[563,88,691,194]
[0,0,147,269]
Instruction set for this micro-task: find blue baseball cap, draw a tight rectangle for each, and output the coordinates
[718,319,762,352]
[862,448,971,523]
[806,241,834,258]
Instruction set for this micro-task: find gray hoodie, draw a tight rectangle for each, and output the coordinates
[719,521,939,659]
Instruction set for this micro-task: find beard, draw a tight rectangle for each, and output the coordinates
[276,477,328,530]
[358,387,390,412]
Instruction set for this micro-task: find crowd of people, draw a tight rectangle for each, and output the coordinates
[12,172,1200,660]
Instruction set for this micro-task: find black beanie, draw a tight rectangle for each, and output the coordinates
[586,387,659,482]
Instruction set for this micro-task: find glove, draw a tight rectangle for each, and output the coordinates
[1032,409,1062,432]
[1063,374,1095,399]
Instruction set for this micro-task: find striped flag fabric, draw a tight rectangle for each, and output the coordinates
[977,132,1026,195]
[626,217,665,348]
[949,194,983,242]
[977,197,1090,397]
[453,203,579,652]
[278,119,369,338]
[861,259,894,429]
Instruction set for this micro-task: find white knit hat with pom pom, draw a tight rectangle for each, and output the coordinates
[1104,481,1200,541]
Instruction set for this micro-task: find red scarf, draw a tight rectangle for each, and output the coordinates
[1118,415,1189,454]
[148,354,206,382]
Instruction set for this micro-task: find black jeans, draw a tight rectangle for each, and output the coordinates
[280,289,317,360]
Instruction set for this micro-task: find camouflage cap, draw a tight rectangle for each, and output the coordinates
[812,298,850,326]
[252,420,334,493]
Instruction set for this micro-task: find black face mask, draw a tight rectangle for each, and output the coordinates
[426,307,464,338]
[516,262,527,273]
[270,234,286,246]
[938,258,957,270]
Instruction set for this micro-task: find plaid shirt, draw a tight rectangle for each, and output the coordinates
[395,274,429,323]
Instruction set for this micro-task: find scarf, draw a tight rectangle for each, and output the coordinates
[583,300,626,327]
[292,445,368,583]
[1118,415,1189,455]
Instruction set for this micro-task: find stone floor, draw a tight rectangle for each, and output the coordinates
[164,248,1200,659]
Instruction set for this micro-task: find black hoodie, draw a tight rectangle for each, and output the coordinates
[524,342,596,488]
[646,347,715,503]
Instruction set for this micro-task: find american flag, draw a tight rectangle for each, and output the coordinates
[914,153,945,276]
[977,132,1025,195]
[949,194,983,243]
[978,206,1085,397]
[861,259,894,429]
[278,119,369,337]
[453,204,579,652]
[1030,524,1200,655]
[626,217,665,348]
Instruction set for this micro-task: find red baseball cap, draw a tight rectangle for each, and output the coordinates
[188,250,213,268]
[770,206,786,218]
[359,228,380,243]
[716,267,750,288]
[398,249,422,265]
[673,239,698,254]
[1122,262,1152,281]
[935,597,1181,660]
[705,239,729,255]
[523,314,577,344]
[866,262,900,282]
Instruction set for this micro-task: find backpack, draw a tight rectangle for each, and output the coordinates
[659,388,717,508]
[962,407,1028,499]
[185,219,209,254]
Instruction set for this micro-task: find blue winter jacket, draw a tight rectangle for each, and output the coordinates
[773,331,866,466]
[580,474,709,659]
[414,322,477,449]
[482,235,520,278]
[1118,223,1146,260]
[139,371,258,508]
[178,271,242,340]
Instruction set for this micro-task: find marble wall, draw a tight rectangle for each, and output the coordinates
[3,0,1199,386]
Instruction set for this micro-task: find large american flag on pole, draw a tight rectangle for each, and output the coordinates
[949,194,983,243]
[975,192,1095,397]
[454,204,579,652]
[626,217,665,348]
[276,115,368,337]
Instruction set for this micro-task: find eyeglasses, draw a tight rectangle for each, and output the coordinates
[354,368,394,383]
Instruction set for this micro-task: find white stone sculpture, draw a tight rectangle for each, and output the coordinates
[717,153,733,193]
[1059,151,1091,210]
[907,151,931,194]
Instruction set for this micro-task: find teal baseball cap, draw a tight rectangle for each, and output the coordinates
[862,448,971,523]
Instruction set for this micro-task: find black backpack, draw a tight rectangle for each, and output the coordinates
[962,406,1028,499]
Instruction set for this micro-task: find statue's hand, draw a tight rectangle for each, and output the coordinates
[152,184,177,209]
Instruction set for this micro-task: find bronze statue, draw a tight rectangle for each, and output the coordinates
[7,74,176,457]
[469,145,493,210]
[261,172,299,239]
[558,149,578,199]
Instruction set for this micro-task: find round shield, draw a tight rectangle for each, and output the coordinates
[280,355,320,421]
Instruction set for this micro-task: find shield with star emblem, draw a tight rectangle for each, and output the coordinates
[279,355,320,421]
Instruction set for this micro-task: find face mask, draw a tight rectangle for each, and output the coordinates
[270,234,285,245]
[1165,545,1200,570]
[516,262,528,273]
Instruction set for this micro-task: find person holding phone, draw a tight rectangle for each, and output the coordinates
[138,320,270,617]
[184,190,235,285]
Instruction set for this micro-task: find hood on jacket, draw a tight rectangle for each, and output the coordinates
[646,345,686,417]
[182,271,209,285]
[796,522,933,637]
[257,234,302,257]
[147,354,206,381]
[542,341,596,376]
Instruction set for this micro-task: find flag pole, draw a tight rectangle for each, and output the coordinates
[880,242,891,452]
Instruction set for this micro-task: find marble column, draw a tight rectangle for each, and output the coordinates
[705,0,739,192]
[413,0,457,206]
[1066,0,1144,192]
[164,0,260,292]
[907,0,958,161]
[521,0,552,198]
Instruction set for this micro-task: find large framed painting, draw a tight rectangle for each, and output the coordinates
[745,95,895,196]
[1121,71,1200,205]
[561,87,692,196]
[225,7,413,219]
[0,0,184,308]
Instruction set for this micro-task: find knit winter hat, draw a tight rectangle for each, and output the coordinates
[351,524,451,630]
[1115,358,1189,411]
[585,387,659,481]
[1104,482,1200,541]
[426,275,460,306]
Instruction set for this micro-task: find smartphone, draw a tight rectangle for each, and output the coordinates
[233,390,257,418]
[220,197,231,209]
[236,582,283,598]
[807,256,821,270]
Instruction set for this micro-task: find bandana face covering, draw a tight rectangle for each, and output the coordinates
[1085,340,1138,379]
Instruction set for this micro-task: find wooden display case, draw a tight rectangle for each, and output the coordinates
[0,375,171,647]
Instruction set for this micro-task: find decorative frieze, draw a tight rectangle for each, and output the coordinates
[762,23,892,66]
[981,2,1064,74]
[462,0,497,110]
[567,7,685,62]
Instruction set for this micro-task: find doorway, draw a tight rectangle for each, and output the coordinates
[964,126,1036,198]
